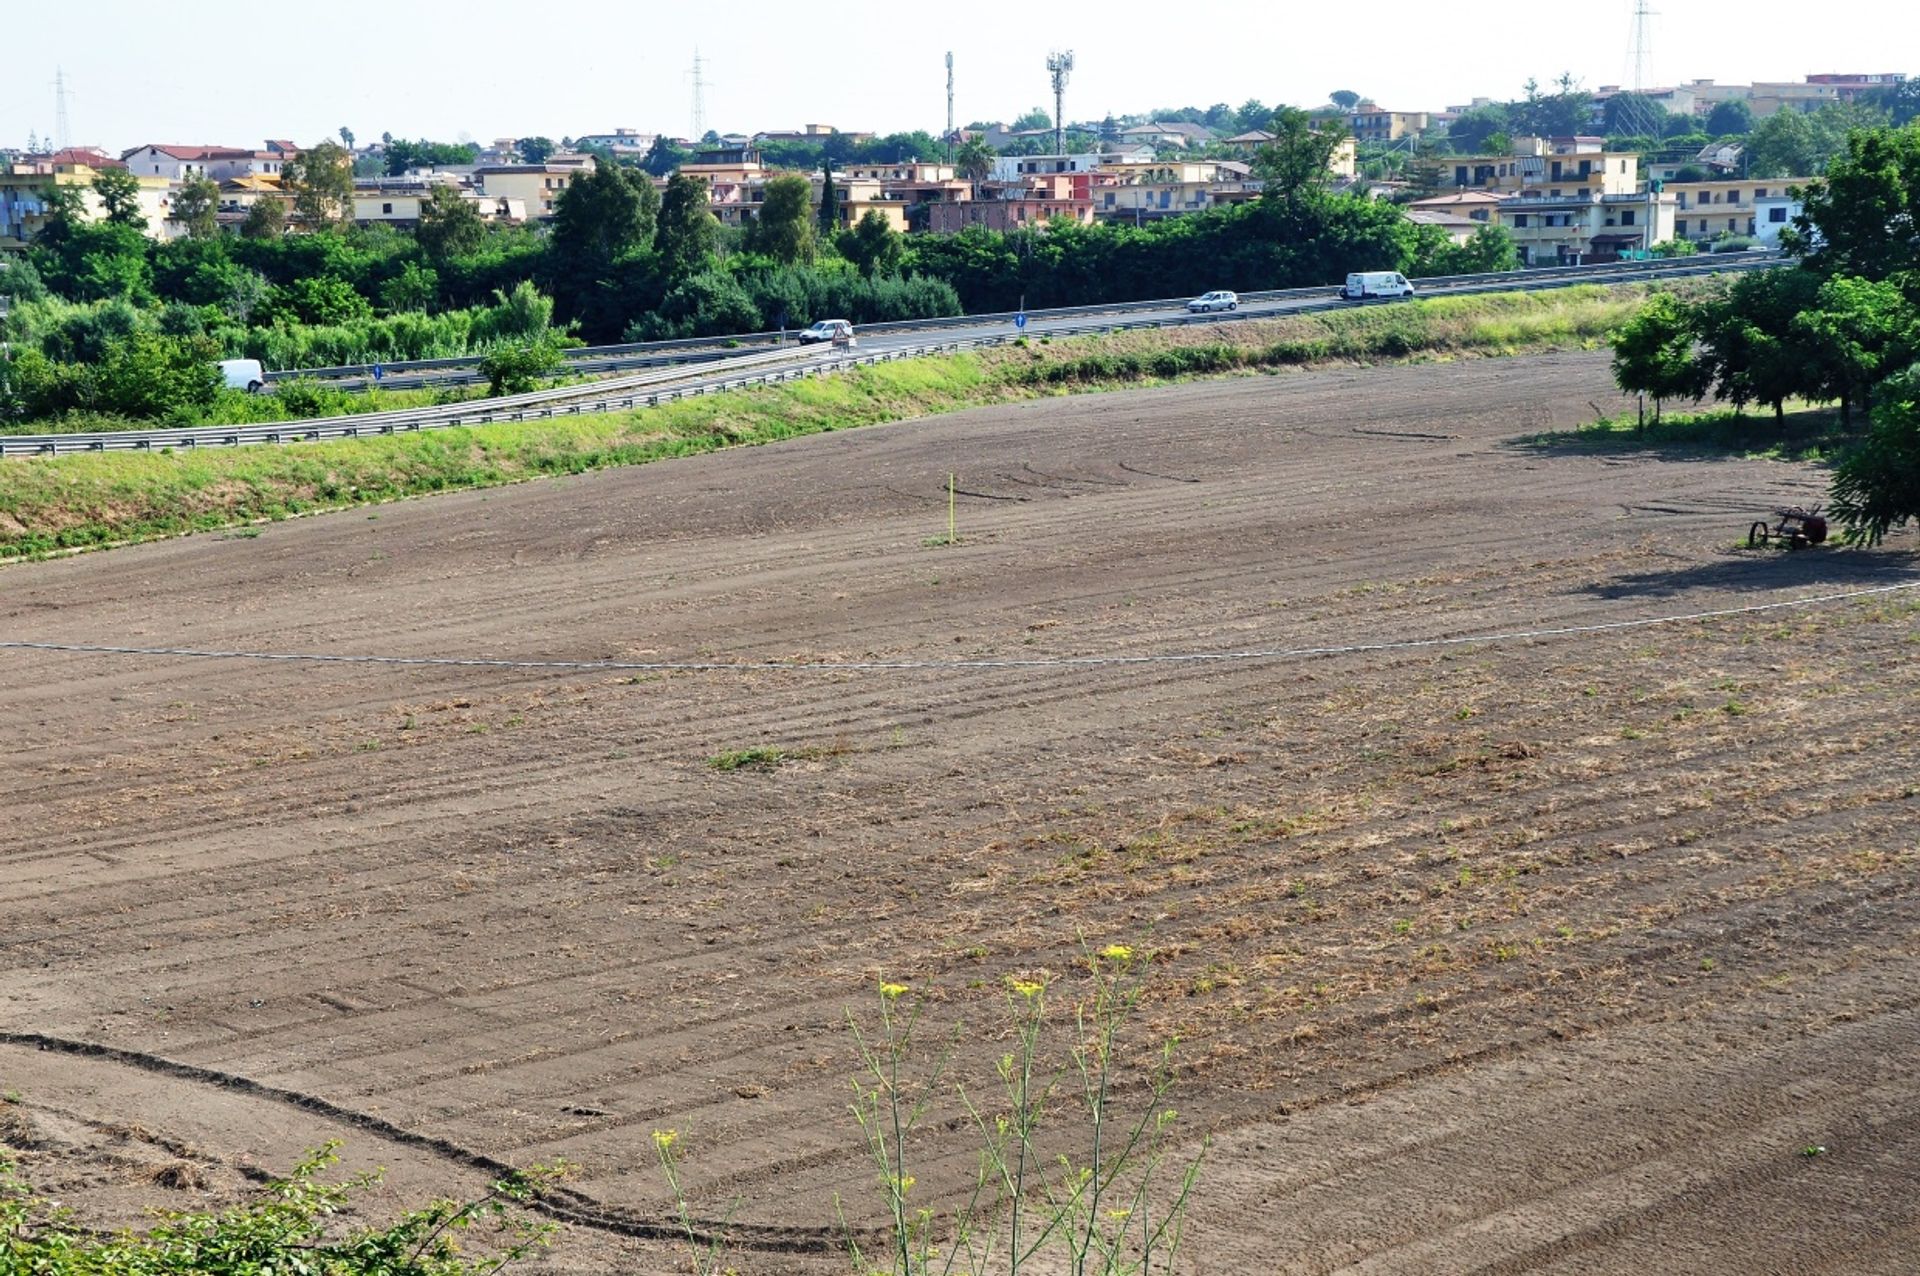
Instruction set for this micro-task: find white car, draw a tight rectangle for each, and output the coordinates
[796,319,856,346]
[218,358,267,393]
[1186,290,1239,313]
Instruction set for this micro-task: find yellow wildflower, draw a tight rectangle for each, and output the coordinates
[1010,979,1044,999]
[651,1129,678,1152]
[880,981,910,1000]
[1099,944,1135,962]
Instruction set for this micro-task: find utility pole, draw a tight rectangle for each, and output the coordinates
[1621,0,1662,141]
[946,52,955,137]
[1047,50,1074,156]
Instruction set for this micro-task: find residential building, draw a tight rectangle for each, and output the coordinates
[1,155,174,250]
[1119,121,1217,149]
[988,149,1153,182]
[838,162,971,208]
[1663,177,1806,243]
[1499,188,1675,264]
[121,143,297,182]
[473,157,594,217]
[1407,190,1505,223]
[575,128,657,156]
[1404,208,1483,245]
[1092,159,1258,222]
[1348,105,1430,143]
[927,173,1098,233]
[1750,194,1805,247]
[1223,129,1273,153]
[755,124,875,146]
[1432,136,1640,198]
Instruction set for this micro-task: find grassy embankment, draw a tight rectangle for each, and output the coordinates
[1,286,1650,559]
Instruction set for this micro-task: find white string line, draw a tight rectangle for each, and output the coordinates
[2,580,1916,675]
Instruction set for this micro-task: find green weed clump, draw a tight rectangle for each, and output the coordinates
[0,1140,566,1274]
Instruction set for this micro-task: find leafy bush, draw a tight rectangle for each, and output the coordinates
[480,338,565,394]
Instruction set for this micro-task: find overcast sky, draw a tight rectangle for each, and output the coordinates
[7,1,1915,151]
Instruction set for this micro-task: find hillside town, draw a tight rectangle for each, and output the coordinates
[2,68,1910,268]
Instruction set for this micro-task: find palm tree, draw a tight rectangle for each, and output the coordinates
[956,138,996,197]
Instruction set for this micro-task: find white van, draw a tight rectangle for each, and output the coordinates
[219,358,267,393]
[1342,272,1417,302]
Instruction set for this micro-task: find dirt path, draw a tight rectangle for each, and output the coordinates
[3,351,1916,1273]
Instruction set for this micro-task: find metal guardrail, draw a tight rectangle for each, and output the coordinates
[273,252,1788,386]
[0,253,1783,458]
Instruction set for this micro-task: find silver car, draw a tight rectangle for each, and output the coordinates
[1186,290,1239,313]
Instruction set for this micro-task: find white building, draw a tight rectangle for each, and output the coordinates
[1751,194,1805,247]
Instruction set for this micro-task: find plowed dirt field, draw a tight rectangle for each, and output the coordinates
[4,351,1918,1274]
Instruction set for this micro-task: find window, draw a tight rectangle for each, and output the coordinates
[1728,218,1737,230]
[1727,191,1741,205]
[1455,165,1468,184]
[1512,214,1528,228]
[1551,188,1562,197]
[1677,219,1689,234]
[1769,206,1788,223]
[1755,187,1768,198]
[382,202,393,214]
[1579,188,1590,198]
[1621,209,1635,225]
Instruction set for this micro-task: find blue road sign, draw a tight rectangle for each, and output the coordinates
[372,363,384,382]
[1014,312,1028,330]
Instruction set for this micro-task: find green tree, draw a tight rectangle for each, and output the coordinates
[240,197,287,240]
[518,135,556,164]
[642,135,690,177]
[92,330,223,420]
[1444,103,1512,153]
[1790,274,1919,424]
[1609,291,1710,418]
[1791,121,1920,281]
[1862,79,1920,127]
[172,175,221,239]
[656,173,719,281]
[339,125,356,150]
[1747,108,1816,177]
[1513,74,1593,139]
[955,138,996,194]
[819,157,839,234]
[1706,100,1753,137]
[259,274,375,326]
[1329,90,1362,112]
[379,260,440,313]
[746,174,816,264]
[416,184,487,259]
[839,208,905,278]
[1830,367,1920,542]
[1695,267,1825,422]
[1252,109,1348,208]
[91,168,145,228]
[1011,108,1052,132]
[383,138,481,175]
[283,139,355,227]
[549,162,659,269]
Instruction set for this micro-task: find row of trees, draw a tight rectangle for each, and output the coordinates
[1609,122,1920,540]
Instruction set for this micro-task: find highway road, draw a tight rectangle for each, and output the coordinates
[0,253,1780,457]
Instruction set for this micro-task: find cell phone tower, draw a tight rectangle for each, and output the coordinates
[946,52,955,136]
[1047,49,1074,156]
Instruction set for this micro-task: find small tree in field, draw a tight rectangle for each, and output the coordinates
[1610,291,1710,420]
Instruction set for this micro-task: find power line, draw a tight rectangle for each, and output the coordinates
[3,580,1915,677]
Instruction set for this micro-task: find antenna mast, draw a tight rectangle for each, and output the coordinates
[690,49,708,140]
[53,67,72,151]
[1046,49,1074,155]
[946,52,955,136]
[1621,0,1662,140]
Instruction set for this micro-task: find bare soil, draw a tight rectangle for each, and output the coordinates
[3,351,1918,1274]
